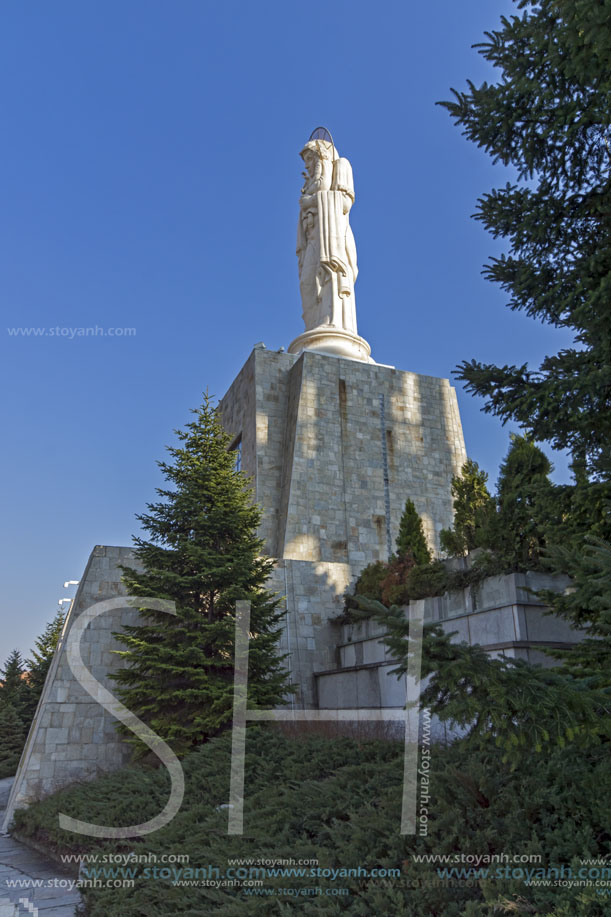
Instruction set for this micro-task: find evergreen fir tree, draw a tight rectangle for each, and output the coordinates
[356,596,608,760]
[482,434,555,571]
[0,703,26,779]
[431,0,611,772]
[440,459,494,557]
[440,0,611,482]
[23,609,66,720]
[112,393,292,757]
[0,649,28,718]
[540,532,611,690]
[540,473,611,559]
[395,499,431,565]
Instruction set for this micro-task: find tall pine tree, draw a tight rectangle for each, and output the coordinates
[440,0,611,483]
[0,649,28,719]
[112,393,292,757]
[0,703,26,779]
[440,459,494,557]
[0,650,28,774]
[23,609,66,720]
[482,433,555,571]
[437,0,611,755]
[361,501,433,608]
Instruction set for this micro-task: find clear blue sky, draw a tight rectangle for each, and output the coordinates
[1,0,574,659]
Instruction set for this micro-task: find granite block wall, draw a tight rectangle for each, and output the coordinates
[219,347,467,705]
[2,546,138,831]
[220,349,467,567]
[314,572,586,710]
[269,559,351,708]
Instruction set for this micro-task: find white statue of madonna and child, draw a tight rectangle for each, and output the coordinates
[289,127,373,363]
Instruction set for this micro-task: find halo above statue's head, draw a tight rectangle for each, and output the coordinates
[300,126,338,162]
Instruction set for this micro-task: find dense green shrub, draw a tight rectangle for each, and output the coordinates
[339,561,389,622]
[12,726,609,915]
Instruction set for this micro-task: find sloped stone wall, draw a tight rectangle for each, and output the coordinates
[2,546,138,832]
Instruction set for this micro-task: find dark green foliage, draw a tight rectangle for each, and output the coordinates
[419,627,608,758]
[440,0,611,481]
[441,438,563,574]
[357,597,609,761]
[440,1,611,724]
[541,474,611,559]
[405,556,503,602]
[403,561,449,600]
[395,499,431,565]
[341,560,388,621]
[540,532,611,690]
[379,557,487,606]
[13,727,610,915]
[112,393,292,757]
[0,702,26,779]
[351,560,388,603]
[341,559,493,626]
[481,433,555,572]
[440,459,494,557]
[0,649,28,718]
[23,609,66,720]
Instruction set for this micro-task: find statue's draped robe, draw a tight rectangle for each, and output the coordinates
[297,157,358,333]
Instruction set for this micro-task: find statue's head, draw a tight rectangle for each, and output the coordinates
[300,139,337,169]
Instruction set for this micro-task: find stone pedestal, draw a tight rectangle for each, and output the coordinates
[220,346,467,706]
[288,326,373,363]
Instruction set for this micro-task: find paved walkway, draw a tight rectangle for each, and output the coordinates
[0,778,82,917]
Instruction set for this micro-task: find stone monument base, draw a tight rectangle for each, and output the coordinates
[3,345,468,830]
